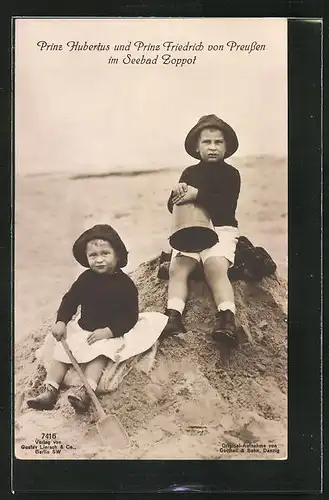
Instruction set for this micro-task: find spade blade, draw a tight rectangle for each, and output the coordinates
[96,414,130,449]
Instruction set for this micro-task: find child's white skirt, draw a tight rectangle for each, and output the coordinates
[36,312,168,368]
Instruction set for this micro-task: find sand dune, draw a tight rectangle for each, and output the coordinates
[15,255,287,460]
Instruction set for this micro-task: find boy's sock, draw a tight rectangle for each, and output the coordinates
[45,380,59,390]
[86,378,97,392]
[167,298,185,315]
[217,301,236,315]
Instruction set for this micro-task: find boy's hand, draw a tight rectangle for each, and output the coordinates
[52,322,67,341]
[87,328,113,345]
[175,185,198,205]
[171,183,188,204]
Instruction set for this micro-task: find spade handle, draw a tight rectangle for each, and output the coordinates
[61,339,106,419]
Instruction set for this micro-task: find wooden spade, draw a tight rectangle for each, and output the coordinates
[61,339,130,449]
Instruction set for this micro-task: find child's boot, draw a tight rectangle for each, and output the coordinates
[26,384,58,410]
[212,310,238,347]
[67,386,91,414]
[160,308,186,339]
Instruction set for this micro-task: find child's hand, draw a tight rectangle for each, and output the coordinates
[52,322,67,341]
[172,183,188,205]
[175,185,198,205]
[87,328,113,345]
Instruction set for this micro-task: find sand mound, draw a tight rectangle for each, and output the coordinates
[15,255,287,460]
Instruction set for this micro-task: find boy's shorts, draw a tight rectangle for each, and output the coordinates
[171,225,239,268]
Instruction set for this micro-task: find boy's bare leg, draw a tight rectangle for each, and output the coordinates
[84,355,108,389]
[167,255,198,309]
[203,256,234,306]
[161,255,198,338]
[67,355,107,412]
[46,359,70,388]
[203,256,237,345]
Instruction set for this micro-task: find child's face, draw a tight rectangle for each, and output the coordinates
[86,239,118,274]
[196,128,227,162]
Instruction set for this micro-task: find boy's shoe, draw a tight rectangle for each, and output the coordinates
[26,384,58,411]
[212,310,238,347]
[67,386,91,414]
[160,309,186,339]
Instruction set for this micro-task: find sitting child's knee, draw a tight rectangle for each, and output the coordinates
[169,261,184,279]
[169,256,196,279]
[204,256,230,275]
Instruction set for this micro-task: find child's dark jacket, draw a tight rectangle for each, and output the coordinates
[56,269,139,337]
[168,160,241,227]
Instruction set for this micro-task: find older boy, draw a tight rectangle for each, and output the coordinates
[162,114,241,346]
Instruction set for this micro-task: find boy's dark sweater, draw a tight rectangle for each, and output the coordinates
[56,269,139,337]
[168,160,241,227]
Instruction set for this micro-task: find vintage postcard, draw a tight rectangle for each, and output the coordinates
[14,17,288,461]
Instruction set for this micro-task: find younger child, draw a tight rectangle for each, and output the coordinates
[162,114,241,346]
[27,224,167,413]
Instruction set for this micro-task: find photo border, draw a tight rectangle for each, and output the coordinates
[2,4,323,495]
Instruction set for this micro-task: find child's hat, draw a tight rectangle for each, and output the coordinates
[72,224,128,268]
[185,114,239,159]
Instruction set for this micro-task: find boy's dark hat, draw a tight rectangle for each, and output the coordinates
[73,224,128,268]
[185,114,239,159]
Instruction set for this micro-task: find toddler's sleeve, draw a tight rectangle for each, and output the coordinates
[56,276,82,324]
[108,278,139,337]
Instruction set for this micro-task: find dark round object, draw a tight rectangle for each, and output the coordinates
[169,226,218,252]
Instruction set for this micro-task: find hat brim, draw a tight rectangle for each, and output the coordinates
[185,117,239,159]
[72,225,128,268]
